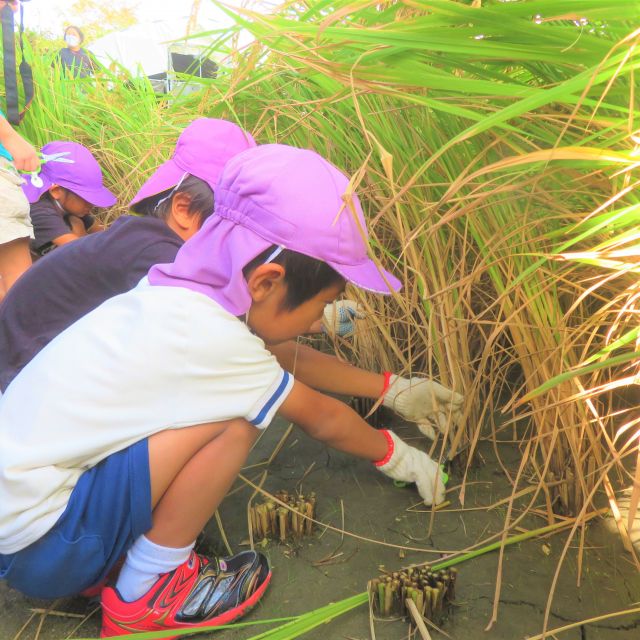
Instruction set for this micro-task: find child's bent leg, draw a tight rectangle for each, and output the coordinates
[147,418,258,546]
[0,163,33,299]
[102,419,270,636]
[0,237,31,299]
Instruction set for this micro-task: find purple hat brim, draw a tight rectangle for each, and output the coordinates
[67,184,117,207]
[329,258,402,295]
[128,159,185,207]
[22,175,54,204]
[22,175,116,207]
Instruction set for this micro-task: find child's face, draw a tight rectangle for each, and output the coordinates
[50,187,93,217]
[247,278,344,345]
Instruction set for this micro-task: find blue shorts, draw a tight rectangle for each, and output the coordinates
[0,439,152,599]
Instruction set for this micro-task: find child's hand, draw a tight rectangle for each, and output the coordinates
[321,300,366,337]
[67,215,88,237]
[3,134,40,172]
[376,430,445,505]
[383,375,463,440]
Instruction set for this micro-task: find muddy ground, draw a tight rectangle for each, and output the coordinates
[2,415,640,640]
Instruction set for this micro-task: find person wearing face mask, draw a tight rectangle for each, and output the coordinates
[57,26,95,78]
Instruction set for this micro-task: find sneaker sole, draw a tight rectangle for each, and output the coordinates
[101,570,272,638]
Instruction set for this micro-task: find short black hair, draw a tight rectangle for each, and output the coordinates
[243,245,345,310]
[131,174,214,224]
[64,25,85,43]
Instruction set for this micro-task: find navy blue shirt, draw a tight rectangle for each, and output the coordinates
[0,215,183,392]
[29,198,75,257]
[58,48,95,78]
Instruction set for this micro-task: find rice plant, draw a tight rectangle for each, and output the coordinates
[197,0,640,528]
[18,0,640,531]
[10,0,640,634]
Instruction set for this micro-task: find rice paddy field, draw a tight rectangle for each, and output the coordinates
[2,0,640,638]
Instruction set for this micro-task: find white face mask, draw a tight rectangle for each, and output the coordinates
[65,35,81,47]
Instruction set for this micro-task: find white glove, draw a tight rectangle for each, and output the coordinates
[382,375,463,440]
[322,300,366,337]
[376,431,446,505]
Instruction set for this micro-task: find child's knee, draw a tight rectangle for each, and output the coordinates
[223,419,259,448]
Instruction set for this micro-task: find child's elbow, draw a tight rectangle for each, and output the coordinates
[301,397,347,442]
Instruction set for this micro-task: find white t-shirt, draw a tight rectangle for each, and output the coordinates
[0,281,293,554]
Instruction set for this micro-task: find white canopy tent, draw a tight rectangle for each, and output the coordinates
[88,19,214,81]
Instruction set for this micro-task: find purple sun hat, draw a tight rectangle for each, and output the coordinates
[148,144,401,315]
[22,141,116,207]
[128,118,256,209]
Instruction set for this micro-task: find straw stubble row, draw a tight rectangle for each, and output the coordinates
[250,491,316,542]
[368,566,457,625]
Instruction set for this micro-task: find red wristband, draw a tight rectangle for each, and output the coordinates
[373,429,395,467]
[381,371,393,397]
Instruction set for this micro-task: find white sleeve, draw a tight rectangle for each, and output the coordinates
[161,294,296,430]
[245,369,294,429]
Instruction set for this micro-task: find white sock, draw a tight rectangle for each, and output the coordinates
[115,535,195,602]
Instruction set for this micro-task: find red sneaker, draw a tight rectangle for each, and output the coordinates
[100,550,271,638]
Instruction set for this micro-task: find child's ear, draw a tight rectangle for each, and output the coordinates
[48,185,64,200]
[246,264,286,302]
[169,192,195,230]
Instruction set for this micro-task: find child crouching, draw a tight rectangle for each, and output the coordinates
[0,144,446,637]
[23,140,115,257]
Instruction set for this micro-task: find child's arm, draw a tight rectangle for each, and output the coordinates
[279,378,388,459]
[277,380,445,505]
[87,220,105,233]
[269,341,464,439]
[51,233,83,247]
[269,340,385,399]
[69,213,104,234]
[52,215,87,246]
[0,116,39,172]
[29,206,86,251]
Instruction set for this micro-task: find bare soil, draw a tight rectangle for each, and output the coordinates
[2,417,640,640]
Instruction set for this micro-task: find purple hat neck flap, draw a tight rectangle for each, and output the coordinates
[148,144,401,316]
[21,141,116,207]
[128,118,257,208]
